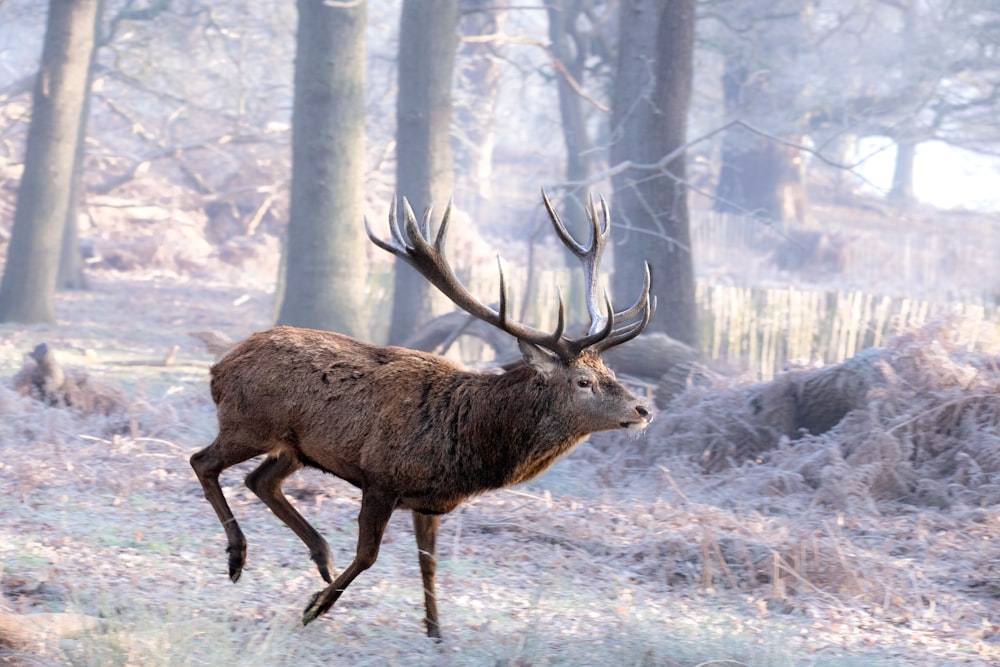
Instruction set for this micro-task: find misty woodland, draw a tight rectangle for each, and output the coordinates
[1,1,999,666]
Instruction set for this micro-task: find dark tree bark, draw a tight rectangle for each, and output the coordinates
[546,0,594,193]
[610,0,697,345]
[0,0,101,323]
[545,0,605,244]
[455,0,506,214]
[58,0,106,291]
[276,0,367,335]
[387,0,459,345]
[57,164,88,290]
[889,139,916,205]
[888,1,919,208]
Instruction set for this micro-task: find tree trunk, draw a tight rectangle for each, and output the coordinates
[58,0,105,291]
[717,134,807,224]
[276,0,367,336]
[387,0,459,345]
[888,0,919,208]
[0,0,101,323]
[889,139,916,205]
[455,0,506,213]
[714,58,751,214]
[58,176,88,290]
[610,0,697,346]
[545,0,597,246]
[544,0,598,311]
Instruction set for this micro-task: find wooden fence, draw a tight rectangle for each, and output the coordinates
[696,283,996,380]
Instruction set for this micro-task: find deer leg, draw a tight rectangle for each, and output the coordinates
[190,438,259,583]
[302,488,397,626]
[413,511,442,639]
[245,453,334,583]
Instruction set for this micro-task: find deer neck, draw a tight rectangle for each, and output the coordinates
[456,365,585,490]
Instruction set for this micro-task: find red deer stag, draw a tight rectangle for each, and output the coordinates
[190,191,654,638]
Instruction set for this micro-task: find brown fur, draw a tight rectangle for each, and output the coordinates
[190,325,650,637]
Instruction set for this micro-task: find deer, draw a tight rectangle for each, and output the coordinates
[189,190,654,639]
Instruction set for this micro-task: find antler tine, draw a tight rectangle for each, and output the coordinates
[496,255,509,326]
[433,198,454,252]
[611,262,652,322]
[365,196,406,255]
[594,293,655,352]
[551,287,567,342]
[593,270,655,353]
[541,188,588,256]
[495,254,567,351]
[391,196,411,249]
[364,214,395,254]
[419,203,433,240]
[401,197,425,246]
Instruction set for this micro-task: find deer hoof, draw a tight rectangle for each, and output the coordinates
[302,591,324,626]
[226,546,246,583]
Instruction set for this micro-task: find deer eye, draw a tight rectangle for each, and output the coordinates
[576,379,592,389]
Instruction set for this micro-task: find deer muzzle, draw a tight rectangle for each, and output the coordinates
[623,404,653,431]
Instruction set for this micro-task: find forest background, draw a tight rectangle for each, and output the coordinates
[1,1,1000,665]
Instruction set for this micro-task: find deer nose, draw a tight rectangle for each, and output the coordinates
[636,405,650,420]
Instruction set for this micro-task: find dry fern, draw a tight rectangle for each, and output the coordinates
[642,319,1000,512]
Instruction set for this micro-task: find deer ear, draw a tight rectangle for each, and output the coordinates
[518,340,561,377]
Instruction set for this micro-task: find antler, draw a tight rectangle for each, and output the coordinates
[365,192,653,362]
[539,189,654,354]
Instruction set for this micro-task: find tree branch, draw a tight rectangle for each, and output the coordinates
[555,118,891,193]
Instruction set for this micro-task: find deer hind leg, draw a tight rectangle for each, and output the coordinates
[302,488,397,626]
[245,452,334,583]
[190,436,262,583]
[413,512,442,639]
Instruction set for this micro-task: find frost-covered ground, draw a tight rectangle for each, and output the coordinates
[1,271,999,666]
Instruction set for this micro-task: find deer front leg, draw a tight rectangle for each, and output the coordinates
[302,488,397,626]
[413,511,442,639]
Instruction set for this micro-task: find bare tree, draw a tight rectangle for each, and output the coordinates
[276,0,367,335]
[703,0,1000,212]
[0,0,101,323]
[610,0,697,345]
[387,0,459,345]
[884,0,1000,204]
